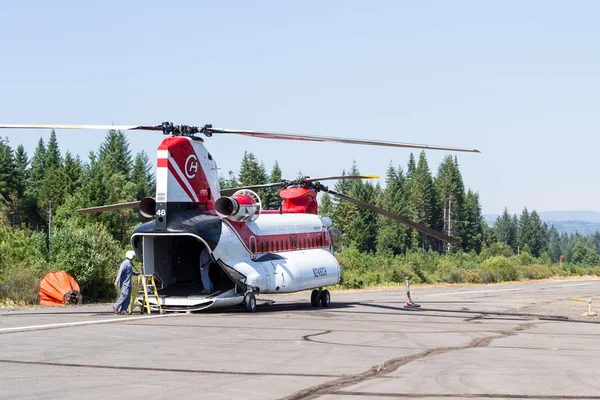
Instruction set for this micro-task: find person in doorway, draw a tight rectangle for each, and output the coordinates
[200,247,213,293]
[113,250,139,314]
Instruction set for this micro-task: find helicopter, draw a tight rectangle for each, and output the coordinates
[0,122,479,312]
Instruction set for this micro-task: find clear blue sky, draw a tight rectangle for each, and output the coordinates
[2,1,599,214]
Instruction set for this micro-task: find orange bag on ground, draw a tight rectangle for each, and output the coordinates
[39,271,82,306]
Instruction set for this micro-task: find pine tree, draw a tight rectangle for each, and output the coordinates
[219,170,238,190]
[494,208,517,248]
[376,163,409,254]
[519,207,534,253]
[238,152,268,186]
[0,138,16,202]
[511,214,520,252]
[36,130,67,225]
[99,130,132,178]
[547,225,561,262]
[64,151,83,195]
[82,151,108,208]
[529,210,546,257]
[237,151,269,207]
[332,170,357,247]
[483,222,497,247]
[318,193,334,217]
[45,130,62,170]
[406,153,416,181]
[13,145,28,198]
[434,155,465,252]
[264,160,282,210]
[346,179,379,252]
[29,138,46,191]
[130,151,154,200]
[407,151,436,250]
[333,170,352,194]
[462,190,483,253]
[570,236,600,266]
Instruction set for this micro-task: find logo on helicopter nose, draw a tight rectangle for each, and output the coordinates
[185,154,199,179]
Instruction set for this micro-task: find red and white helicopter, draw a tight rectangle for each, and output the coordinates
[1,123,479,312]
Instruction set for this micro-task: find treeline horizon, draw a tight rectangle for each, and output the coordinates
[1,131,600,303]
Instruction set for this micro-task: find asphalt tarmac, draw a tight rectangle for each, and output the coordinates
[1,278,599,400]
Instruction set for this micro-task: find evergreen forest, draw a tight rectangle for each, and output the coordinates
[1,131,600,305]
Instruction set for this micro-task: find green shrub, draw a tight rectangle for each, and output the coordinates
[521,264,553,280]
[0,262,44,303]
[516,251,533,266]
[49,224,123,301]
[437,259,468,283]
[465,269,482,283]
[480,242,514,260]
[0,224,49,304]
[480,256,520,282]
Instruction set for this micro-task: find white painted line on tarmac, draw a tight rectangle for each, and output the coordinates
[0,313,184,334]
[550,283,595,288]
[423,288,522,297]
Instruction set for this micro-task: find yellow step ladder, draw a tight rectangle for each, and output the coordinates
[129,275,163,314]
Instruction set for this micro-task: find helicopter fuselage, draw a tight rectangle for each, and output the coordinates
[130,136,340,312]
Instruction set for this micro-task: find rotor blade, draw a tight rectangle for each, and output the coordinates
[77,201,141,214]
[206,127,480,153]
[220,182,287,197]
[0,124,153,131]
[219,175,380,197]
[326,189,460,244]
[304,175,379,182]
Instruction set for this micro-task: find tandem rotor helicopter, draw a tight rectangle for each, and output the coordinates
[0,122,479,312]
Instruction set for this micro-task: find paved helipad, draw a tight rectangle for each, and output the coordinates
[1,279,599,399]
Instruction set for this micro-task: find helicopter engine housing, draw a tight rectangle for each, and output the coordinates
[139,197,157,218]
[215,189,261,222]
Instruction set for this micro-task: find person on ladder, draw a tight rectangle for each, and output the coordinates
[113,250,140,314]
[200,247,213,294]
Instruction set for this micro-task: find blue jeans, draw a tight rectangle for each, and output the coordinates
[114,284,131,313]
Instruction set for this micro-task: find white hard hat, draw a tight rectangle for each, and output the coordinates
[126,250,136,260]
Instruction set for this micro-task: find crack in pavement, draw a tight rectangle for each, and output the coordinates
[331,391,600,399]
[0,359,343,378]
[281,323,536,400]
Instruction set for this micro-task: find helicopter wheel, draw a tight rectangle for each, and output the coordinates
[244,293,256,312]
[319,290,330,308]
[310,290,320,307]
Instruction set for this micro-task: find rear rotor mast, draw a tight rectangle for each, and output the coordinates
[150,122,214,137]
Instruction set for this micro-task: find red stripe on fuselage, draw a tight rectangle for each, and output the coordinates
[157,158,168,167]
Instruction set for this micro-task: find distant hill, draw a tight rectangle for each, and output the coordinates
[484,211,600,236]
[538,211,600,223]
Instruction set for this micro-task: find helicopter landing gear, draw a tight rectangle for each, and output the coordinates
[244,292,256,312]
[311,288,330,307]
[320,289,330,307]
[310,290,320,307]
